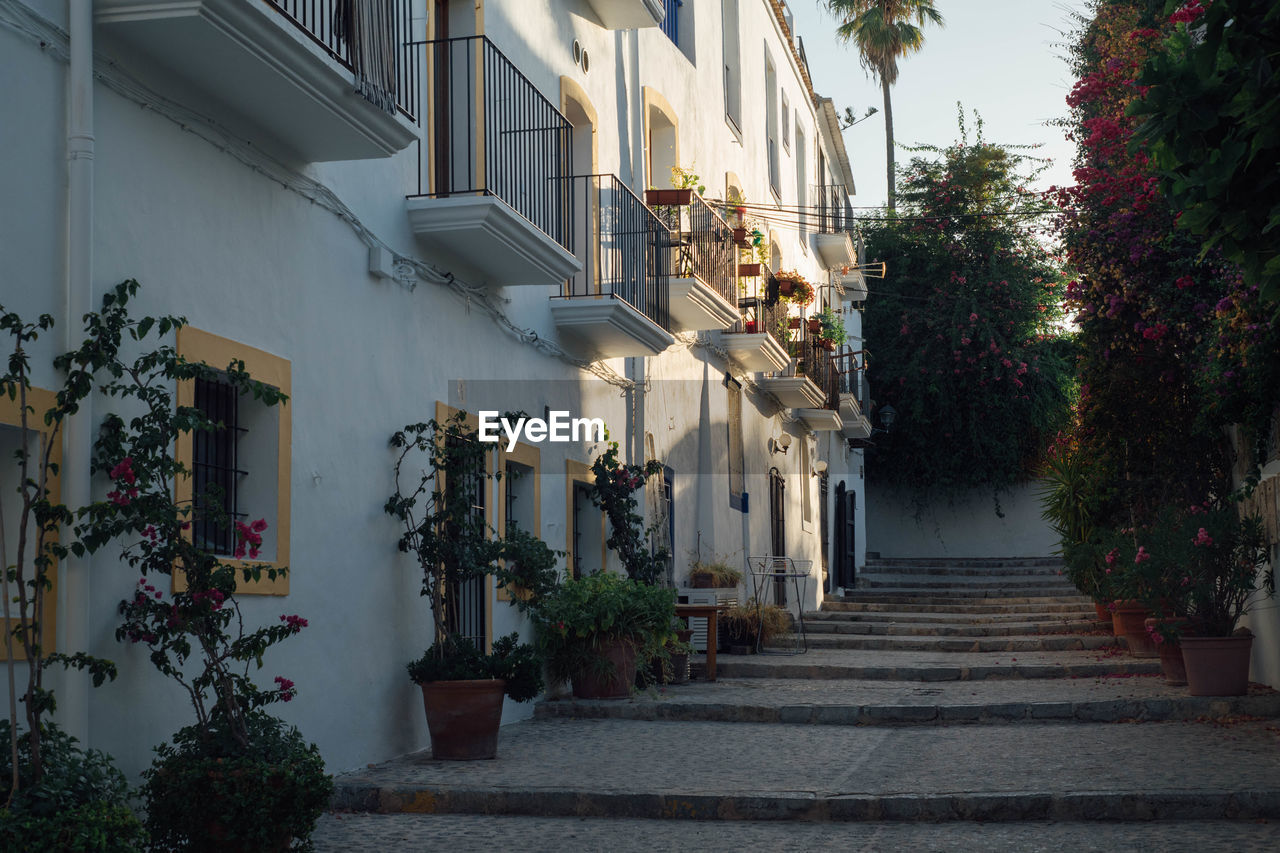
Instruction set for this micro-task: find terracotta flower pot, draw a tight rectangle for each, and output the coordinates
[1111,600,1156,657]
[738,263,761,277]
[420,678,506,760]
[744,320,758,333]
[778,279,795,296]
[732,227,749,247]
[1093,601,1113,625]
[645,188,692,206]
[690,574,715,589]
[1181,634,1253,696]
[818,339,836,351]
[572,637,638,700]
[1145,617,1189,686]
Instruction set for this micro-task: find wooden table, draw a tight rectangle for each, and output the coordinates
[675,603,727,682]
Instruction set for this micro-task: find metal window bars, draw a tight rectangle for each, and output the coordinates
[410,35,573,252]
[558,174,673,332]
[651,192,738,310]
[267,0,416,119]
[192,377,248,556]
[443,431,488,652]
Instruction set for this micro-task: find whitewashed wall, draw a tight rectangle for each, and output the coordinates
[866,482,1058,559]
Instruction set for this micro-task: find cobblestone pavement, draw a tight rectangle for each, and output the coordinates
[314,814,1280,852]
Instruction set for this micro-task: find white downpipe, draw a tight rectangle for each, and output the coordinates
[61,0,94,743]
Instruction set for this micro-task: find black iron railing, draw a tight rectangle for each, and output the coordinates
[267,0,416,119]
[792,322,842,410]
[816,183,857,235]
[652,193,738,309]
[728,265,790,352]
[560,174,673,331]
[411,36,572,251]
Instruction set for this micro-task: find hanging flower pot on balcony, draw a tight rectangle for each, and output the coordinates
[788,317,802,329]
[807,318,822,334]
[645,188,693,206]
[777,279,795,296]
[732,227,750,248]
[738,263,761,277]
[817,338,836,352]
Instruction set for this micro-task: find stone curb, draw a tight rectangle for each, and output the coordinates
[694,660,1163,681]
[823,602,1095,615]
[792,634,1117,652]
[329,783,1280,822]
[802,619,1104,637]
[533,693,1280,726]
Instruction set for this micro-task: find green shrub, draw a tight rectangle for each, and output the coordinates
[407,633,544,703]
[142,711,332,853]
[0,720,146,853]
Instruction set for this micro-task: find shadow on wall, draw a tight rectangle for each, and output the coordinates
[866,482,1057,559]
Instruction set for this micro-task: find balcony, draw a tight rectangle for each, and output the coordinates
[838,354,873,438]
[790,321,844,431]
[652,194,739,332]
[718,267,789,373]
[405,36,579,288]
[814,183,858,270]
[586,0,667,29]
[551,175,675,359]
[96,0,418,162]
[839,269,869,302]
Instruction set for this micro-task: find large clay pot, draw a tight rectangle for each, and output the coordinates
[572,637,638,699]
[1145,617,1188,686]
[1093,601,1113,625]
[1111,600,1157,657]
[420,679,506,760]
[1181,634,1254,696]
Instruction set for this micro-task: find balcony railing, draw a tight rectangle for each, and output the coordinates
[652,193,738,310]
[728,266,787,345]
[559,174,673,331]
[792,323,842,410]
[816,183,857,235]
[412,35,572,251]
[268,0,416,119]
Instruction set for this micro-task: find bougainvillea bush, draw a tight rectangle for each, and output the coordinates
[862,109,1075,497]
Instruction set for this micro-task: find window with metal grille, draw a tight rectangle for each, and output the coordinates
[722,0,741,131]
[446,432,488,651]
[726,375,746,512]
[192,376,247,555]
[819,473,830,574]
[572,482,593,577]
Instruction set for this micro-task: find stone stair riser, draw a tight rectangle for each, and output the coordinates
[801,620,1106,637]
[784,635,1118,652]
[694,661,1161,681]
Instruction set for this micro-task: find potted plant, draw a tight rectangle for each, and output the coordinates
[645,164,704,207]
[387,413,557,758]
[739,261,762,278]
[528,571,676,699]
[687,555,744,589]
[1039,446,1116,623]
[722,600,790,654]
[818,307,848,348]
[774,271,814,306]
[744,319,759,333]
[1176,504,1272,696]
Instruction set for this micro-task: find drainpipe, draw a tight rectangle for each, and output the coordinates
[61,0,95,744]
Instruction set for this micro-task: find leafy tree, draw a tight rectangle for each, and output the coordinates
[825,0,945,211]
[861,109,1074,499]
[1131,0,1280,308]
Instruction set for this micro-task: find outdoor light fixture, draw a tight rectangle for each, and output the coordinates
[769,432,792,455]
[812,459,828,477]
[877,404,896,432]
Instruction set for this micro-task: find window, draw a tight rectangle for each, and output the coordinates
[176,328,290,595]
[795,124,808,237]
[721,0,741,131]
[800,439,812,527]
[661,0,681,45]
[497,441,540,601]
[566,459,605,576]
[0,386,60,660]
[765,53,779,196]
[781,91,790,151]
[726,375,746,512]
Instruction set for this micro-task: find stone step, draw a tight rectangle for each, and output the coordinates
[695,648,1161,681]
[331,717,1280,822]
[782,633,1120,653]
[838,588,1084,601]
[858,564,1068,578]
[865,556,1061,568]
[821,600,1095,615]
[535,678,1280,727]
[808,609,1102,626]
[856,575,1078,588]
[311,815,1280,853]
[802,617,1107,637]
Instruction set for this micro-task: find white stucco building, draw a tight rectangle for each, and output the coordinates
[0,0,873,775]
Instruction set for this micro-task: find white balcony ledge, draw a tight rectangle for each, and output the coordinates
[841,412,873,440]
[667,278,740,332]
[839,392,863,423]
[717,332,790,374]
[586,0,665,29]
[96,0,417,162]
[796,408,843,432]
[406,196,581,288]
[551,296,675,360]
[758,376,827,409]
[840,270,869,302]
[815,232,856,270]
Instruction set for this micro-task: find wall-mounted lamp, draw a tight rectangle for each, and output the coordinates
[811,459,828,477]
[768,432,793,455]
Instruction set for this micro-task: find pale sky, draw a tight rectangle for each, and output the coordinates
[787,0,1088,208]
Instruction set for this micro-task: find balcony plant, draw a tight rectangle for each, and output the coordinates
[818,308,848,348]
[645,164,704,207]
[687,554,743,589]
[774,271,814,306]
[527,571,676,699]
[66,282,332,850]
[386,412,557,759]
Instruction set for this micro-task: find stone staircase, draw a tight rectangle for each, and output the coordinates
[323,558,1280,848]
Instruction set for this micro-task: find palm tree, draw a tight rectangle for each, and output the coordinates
[825,1,944,212]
